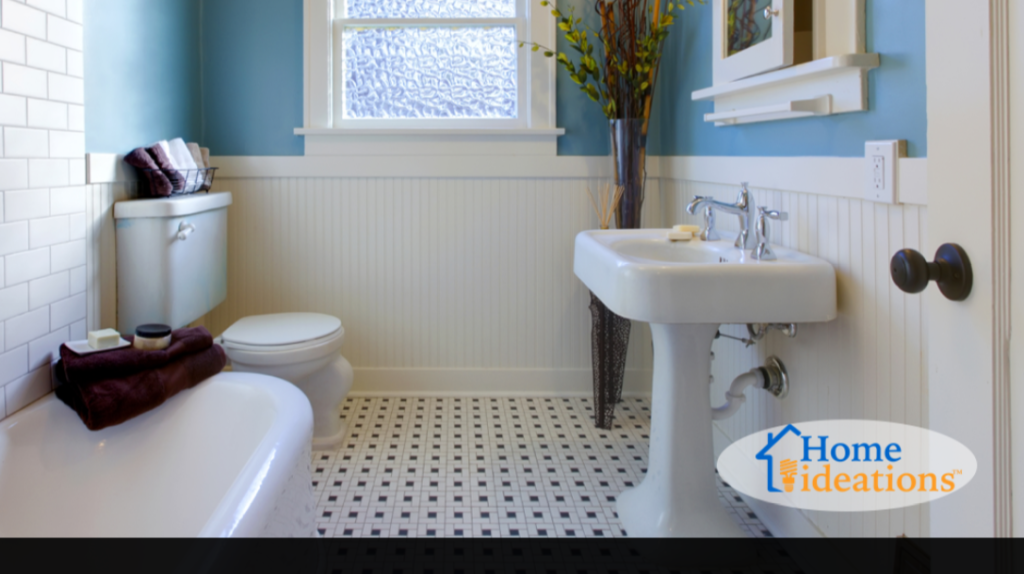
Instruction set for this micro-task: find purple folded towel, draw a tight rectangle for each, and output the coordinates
[59,326,215,385]
[55,344,227,431]
[146,144,185,191]
[124,148,173,197]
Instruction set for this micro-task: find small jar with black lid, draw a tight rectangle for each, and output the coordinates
[133,324,172,351]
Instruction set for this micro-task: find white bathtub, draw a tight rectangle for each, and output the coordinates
[0,372,317,537]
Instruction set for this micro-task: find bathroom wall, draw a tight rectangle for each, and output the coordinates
[0,0,86,422]
[658,0,927,157]
[199,0,622,156]
[199,0,303,157]
[197,0,926,157]
[203,174,657,396]
[83,0,202,154]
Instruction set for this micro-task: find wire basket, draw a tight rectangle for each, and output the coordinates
[138,167,218,198]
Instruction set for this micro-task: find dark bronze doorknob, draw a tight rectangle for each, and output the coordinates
[890,243,972,301]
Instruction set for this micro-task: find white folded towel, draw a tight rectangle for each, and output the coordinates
[186,142,205,168]
[155,139,201,192]
[168,138,199,170]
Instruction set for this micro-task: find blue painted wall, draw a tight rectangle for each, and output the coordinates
[654,0,927,158]
[200,0,305,156]
[86,0,924,157]
[560,0,927,156]
[84,0,202,153]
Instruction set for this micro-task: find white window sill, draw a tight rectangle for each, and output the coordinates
[294,128,565,136]
[294,127,566,156]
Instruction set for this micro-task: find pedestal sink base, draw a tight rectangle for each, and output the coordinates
[616,323,747,538]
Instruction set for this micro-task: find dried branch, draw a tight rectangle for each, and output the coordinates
[587,184,626,229]
[522,1,704,120]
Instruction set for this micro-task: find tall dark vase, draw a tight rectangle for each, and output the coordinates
[590,119,647,430]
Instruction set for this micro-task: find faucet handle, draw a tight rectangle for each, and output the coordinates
[754,207,788,261]
[762,208,788,222]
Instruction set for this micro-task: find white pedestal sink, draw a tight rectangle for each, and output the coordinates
[574,230,837,537]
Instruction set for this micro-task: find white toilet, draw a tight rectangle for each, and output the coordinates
[218,313,354,449]
[114,192,354,450]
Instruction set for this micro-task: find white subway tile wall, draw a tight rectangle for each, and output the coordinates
[27,0,66,18]
[0,0,84,421]
[28,98,67,129]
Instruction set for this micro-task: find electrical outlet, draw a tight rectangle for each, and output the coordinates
[872,156,884,189]
[864,140,905,204]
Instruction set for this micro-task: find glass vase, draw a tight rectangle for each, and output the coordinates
[610,118,648,230]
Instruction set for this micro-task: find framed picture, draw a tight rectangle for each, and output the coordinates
[712,0,795,84]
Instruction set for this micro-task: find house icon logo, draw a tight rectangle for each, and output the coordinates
[718,419,979,512]
[754,423,802,493]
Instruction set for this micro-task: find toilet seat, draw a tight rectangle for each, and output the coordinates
[220,313,345,367]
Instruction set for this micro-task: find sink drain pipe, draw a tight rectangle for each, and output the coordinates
[711,356,789,421]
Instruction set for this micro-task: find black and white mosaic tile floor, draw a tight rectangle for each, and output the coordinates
[311,396,772,539]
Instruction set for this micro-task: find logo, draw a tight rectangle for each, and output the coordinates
[717,420,977,512]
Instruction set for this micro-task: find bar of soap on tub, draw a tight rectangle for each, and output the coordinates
[88,329,122,350]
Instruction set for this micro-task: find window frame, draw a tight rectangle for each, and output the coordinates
[302,0,560,136]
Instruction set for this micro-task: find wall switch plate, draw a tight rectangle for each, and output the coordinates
[864,140,906,204]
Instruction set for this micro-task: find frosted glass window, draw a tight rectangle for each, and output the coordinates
[343,0,516,19]
[342,26,518,119]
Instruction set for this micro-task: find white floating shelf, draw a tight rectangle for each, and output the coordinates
[692,54,880,126]
[704,95,832,126]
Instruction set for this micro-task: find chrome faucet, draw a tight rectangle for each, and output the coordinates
[686,182,758,250]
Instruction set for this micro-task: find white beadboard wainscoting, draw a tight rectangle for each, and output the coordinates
[201,177,658,396]
[85,181,134,336]
[662,180,930,539]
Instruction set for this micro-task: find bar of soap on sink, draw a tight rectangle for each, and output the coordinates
[673,224,700,234]
[88,329,122,350]
[667,230,693,242]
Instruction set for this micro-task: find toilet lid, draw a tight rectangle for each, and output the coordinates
[221,313,342,347]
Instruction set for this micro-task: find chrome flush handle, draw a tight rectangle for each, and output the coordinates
[754,207,788,261]
[176,221,196,241]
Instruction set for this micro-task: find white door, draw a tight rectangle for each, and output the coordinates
[926,0,1011,538]
[1011,0,1024,538]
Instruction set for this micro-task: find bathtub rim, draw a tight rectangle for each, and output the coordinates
[196,372,314,537]
[0,371,314,538]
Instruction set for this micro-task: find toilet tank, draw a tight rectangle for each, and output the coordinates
[114,192,232,334]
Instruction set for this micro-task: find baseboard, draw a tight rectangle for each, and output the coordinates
[349,368,653,397]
